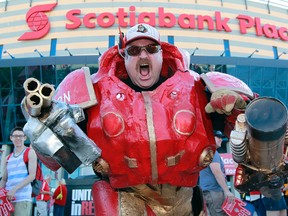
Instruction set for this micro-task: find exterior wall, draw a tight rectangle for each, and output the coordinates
[0,0,287,59]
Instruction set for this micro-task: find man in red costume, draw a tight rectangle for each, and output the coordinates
[22,23,261,215]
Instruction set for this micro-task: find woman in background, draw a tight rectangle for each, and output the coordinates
[53,179,67,216]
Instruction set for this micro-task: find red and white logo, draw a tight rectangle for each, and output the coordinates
[18,3,57,41]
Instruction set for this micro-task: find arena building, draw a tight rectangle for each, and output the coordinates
[0,0,287,200]
[1,0,288,58]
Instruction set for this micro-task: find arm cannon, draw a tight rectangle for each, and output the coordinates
[230,97,288,200]
[21,78,101,173]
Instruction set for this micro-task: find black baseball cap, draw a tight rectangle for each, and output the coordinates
[214,130,223,138]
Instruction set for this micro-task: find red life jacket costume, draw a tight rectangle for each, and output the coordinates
[87,42,215,188]
[51,42,254,215]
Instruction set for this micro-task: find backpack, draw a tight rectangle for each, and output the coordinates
[7,147,43,197]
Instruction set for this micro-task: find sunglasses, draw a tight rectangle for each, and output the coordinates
[11,135,25,139]
[125,44,161,56]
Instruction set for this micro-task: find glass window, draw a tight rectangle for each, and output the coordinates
[0,67,12,105]
[249,66,263,95]
[235,65,250,84]
[226,65,236,75]
[27,66,41,81]
[262,67,276,97]
[12,66,26,104]
[85,64,99,75]
[55,64,72,86]
[41,65,56,84]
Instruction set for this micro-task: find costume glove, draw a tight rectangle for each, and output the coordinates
[205,89,246,115]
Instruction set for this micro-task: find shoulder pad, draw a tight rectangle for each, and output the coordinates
[201,72,254,99]
[54,67,97,109]
[188,70,200,81]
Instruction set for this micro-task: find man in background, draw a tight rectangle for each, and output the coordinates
[199,130,235,215]
[36,174,53,216]
[0,126,37,216]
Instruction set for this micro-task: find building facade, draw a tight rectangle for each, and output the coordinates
[0,0,287,58]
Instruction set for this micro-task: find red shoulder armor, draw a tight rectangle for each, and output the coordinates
[201,72,254,99]
[54,67,97,108]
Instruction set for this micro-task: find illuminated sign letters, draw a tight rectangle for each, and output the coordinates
[19,4,288,42]
[64,6,287,42]
[237,14,288,41]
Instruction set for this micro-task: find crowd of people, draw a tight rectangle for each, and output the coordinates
[2,126,287,215]
[0,126,67,216]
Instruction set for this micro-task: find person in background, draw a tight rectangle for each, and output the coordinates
[266,134,288,216]
[242,191,267,216]
[36,174,53,216]
[192,63,202,74]
[53,179,67,216]
[262,192,287,216]
[208,64,215,71]
[0,126,37,216]
[199,130,235,215]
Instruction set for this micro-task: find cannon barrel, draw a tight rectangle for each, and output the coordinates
[245,97,288,173]
[23,77,41,95]
[39,83,55,108]
[26,93,43,117]
[23,78,55,117]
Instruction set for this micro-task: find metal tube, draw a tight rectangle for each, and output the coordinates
[23,78,41,96]
[39,83,55,108]
[245,97,287,172]
[26,92,43,117]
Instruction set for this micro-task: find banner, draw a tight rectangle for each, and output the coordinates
[65,177,100,216]
[220,153,236,176]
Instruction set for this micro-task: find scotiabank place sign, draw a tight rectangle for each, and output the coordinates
[18,3,288,41]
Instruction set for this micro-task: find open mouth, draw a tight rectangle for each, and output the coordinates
[139,63,151,80]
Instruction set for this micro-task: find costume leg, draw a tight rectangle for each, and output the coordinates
[132,184,193,216]
[92,181,157,216]
[92,181,119,216]
[191,185,206,215]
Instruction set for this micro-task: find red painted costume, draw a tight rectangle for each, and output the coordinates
[53,42,252,215]
[88,43,215,188]
[87,43,217,215]
[24,24,288,216]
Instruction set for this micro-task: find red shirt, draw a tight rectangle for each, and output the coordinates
[36,180,51,202]
[53,184,67,206]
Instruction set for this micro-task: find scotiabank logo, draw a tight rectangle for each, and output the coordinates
[18,3,57,41]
